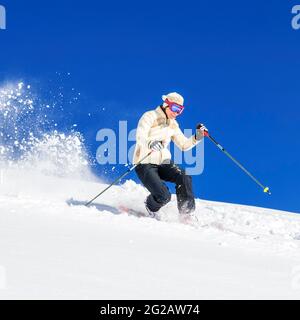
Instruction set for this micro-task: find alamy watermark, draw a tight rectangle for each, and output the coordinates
[95,121,205,175]
[0,5,6,30]
[292,5,300,30]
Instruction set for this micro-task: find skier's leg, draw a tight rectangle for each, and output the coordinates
[135,164,171,212]
[158,161,196,214]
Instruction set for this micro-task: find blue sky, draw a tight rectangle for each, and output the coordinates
[1,0,299,213]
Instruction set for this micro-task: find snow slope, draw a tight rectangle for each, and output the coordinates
[1,81,300,299]
[0,168,300,300]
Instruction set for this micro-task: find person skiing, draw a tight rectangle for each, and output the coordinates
[133,92,207,221]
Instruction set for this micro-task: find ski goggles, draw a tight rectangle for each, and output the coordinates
[165,99,184,115]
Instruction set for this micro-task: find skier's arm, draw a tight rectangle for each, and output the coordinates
[136,111,156,148]
[171,124,200,151]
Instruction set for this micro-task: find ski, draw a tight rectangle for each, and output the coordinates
[118,205,200,227]
[118,205,161,220]
[118,205,148,217]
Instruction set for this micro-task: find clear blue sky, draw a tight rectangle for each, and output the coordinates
[1,0,299,213]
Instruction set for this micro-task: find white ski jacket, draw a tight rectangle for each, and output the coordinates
[133,106,201,165]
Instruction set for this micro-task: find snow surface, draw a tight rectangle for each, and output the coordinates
[0,168,300,300]
[1,81,300,299]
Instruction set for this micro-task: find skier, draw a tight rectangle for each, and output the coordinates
[133,92,207,221]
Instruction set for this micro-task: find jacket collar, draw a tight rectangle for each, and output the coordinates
[156,105,167,118]
[155,105,170,125]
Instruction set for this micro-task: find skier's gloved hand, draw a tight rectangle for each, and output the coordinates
[149,140,164,152]
[195,123,208,140]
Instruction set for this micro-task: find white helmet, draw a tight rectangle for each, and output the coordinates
[162,92,184,107]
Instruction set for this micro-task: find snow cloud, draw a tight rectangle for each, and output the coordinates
[0,81,95,180]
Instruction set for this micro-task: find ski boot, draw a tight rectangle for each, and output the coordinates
[145,202,160,220]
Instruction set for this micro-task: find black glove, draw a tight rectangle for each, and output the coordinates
[149,140,163,151]
[195,123,208,140]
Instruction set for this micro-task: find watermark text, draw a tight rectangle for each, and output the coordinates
[96,121,204,175]
[0,5,6,30]
[292,5,300,30]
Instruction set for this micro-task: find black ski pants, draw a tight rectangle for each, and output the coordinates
[135,161,196,214]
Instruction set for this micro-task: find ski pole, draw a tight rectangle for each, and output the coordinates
[85,151,153,207]
[204,131,271,195]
